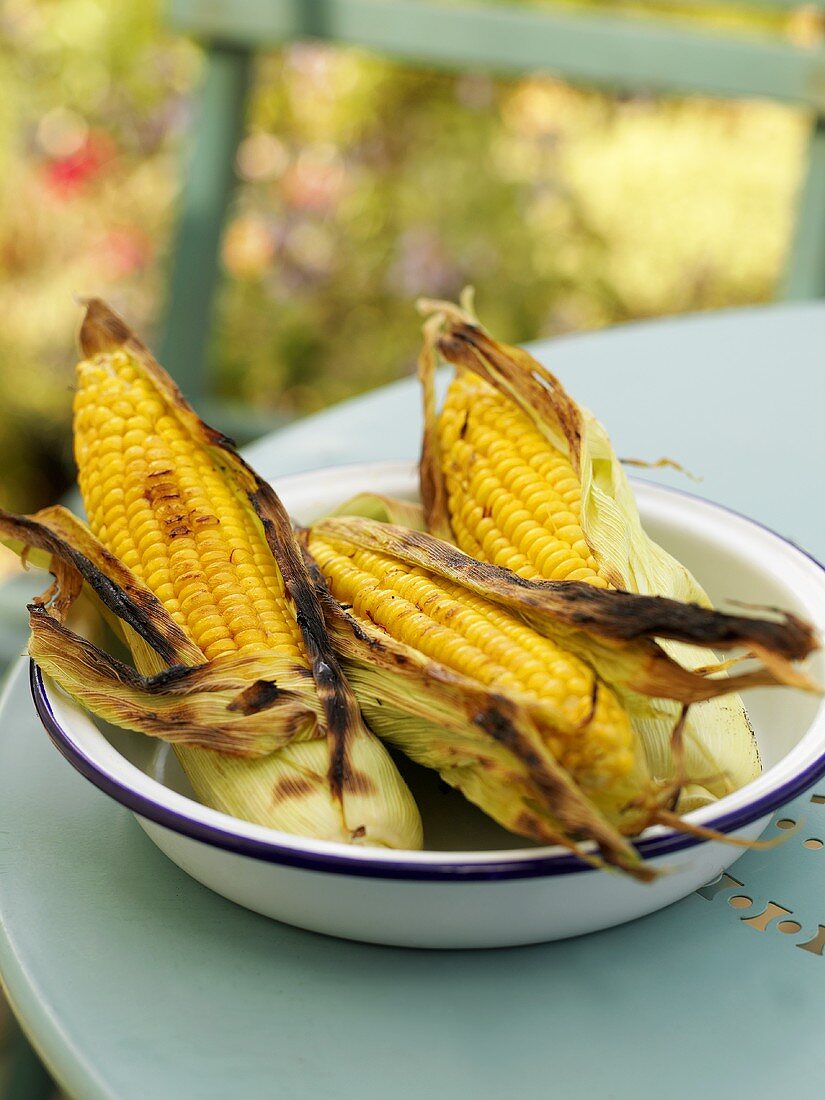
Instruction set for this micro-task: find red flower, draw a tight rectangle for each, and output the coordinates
[42,133,116,200]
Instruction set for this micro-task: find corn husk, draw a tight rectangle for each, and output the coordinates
[301,540,653,878]
[417,295,818,810]
[304,516,817,877]
[0,301,422,850]
[313,516,817,705]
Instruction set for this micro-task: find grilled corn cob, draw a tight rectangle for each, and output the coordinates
[0,301,422,849]
[417,295,772,809]
[307,514,816,861]
[309,527,644,822]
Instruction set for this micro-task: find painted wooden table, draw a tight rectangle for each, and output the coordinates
[1,304,825,1100]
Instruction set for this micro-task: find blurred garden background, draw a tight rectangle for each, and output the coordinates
[0,0,821,536]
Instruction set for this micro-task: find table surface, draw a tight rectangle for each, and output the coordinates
[2,303,825,1100]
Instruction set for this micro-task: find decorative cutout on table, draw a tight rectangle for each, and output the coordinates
[728,895,753,909]
[696,873,743,901]
[810,794,825,805]
[797,926,825,955]
[741,901,793,931]
[777,920,802,935]
[694,806,825,959]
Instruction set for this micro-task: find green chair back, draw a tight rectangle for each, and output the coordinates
[161,1,825,423]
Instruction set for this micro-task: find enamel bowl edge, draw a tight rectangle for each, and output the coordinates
[30,461,825,949]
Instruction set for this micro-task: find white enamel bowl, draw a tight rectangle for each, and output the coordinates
[31,462,825,949]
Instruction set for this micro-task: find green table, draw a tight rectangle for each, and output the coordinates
[2,304,825,1099]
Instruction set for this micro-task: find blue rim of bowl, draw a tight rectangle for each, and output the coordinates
[28,485,825,883]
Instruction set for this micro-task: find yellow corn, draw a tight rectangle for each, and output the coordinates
[309,530,640,814]
[439,371,610,587]
[74,352,305,665]
[419,298,772,815]
[68,327,422,851]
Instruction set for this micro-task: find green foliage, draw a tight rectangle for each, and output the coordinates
[0,0,811,512]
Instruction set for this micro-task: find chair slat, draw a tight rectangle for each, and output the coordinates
[159,0,825,425]
[785,117,825,297]
[169,0,825,108]
[159,44,253,406]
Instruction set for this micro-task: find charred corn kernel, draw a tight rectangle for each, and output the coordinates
[74,352,304,664]
[439,371,611,587]
[309,531,637,804]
